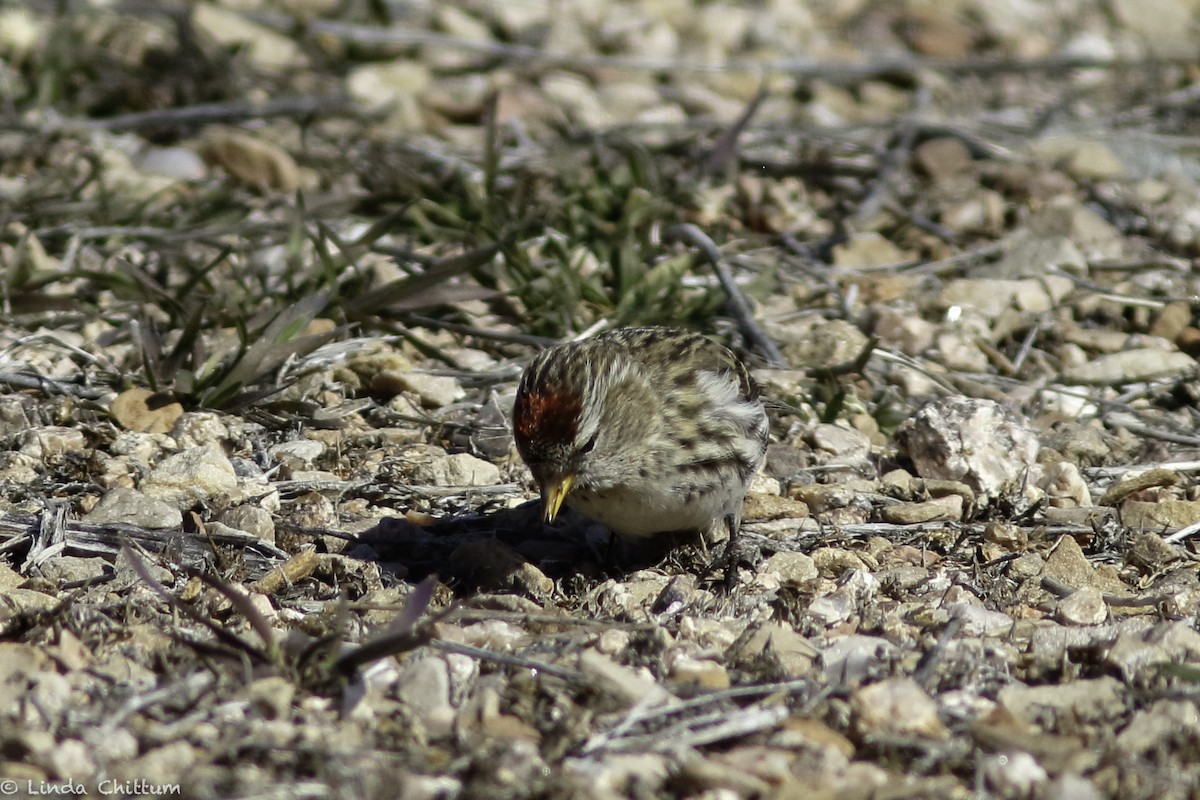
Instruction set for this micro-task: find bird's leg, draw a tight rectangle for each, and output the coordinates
[721,513,741,592]
[698,514,742,591]
[603,528,620,564]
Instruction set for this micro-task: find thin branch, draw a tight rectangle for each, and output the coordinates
[664,224,787,367]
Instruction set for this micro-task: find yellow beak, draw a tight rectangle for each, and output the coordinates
[541,474,575,522]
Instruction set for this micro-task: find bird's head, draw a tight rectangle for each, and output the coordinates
[512,347,608,521]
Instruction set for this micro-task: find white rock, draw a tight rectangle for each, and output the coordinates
[819,635,896,685]
[395,656,456,736]
[759,551,818,585]
[269,439,326,471]
[140,444,239,509]
[171,411,231,448]
[1056,586,1108,625]
[947,603,1014,637]
[86,487,181,529]
[1062,349,1195,385]
[135,146,207,181]
[49,737,96,781]
[396,372,466,409]
[851,677,945,738]
[192,3,303,69]
[216,505,276,543]
[1040,461,1092,507]
[578,649,674,707]
[17,426,86,459]
[983,750,1048,796]
[420,452,501,487]
[1040,773,1104,800]
[895,397,1040,504]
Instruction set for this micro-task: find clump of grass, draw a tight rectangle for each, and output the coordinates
[134,292,339,411]
[349,122,731,339]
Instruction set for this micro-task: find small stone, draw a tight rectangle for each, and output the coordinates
[820,636,896,686]
[171,411,231,448]
[895,397,1040,504]
[540,72,610,128]
[935,326,989,372]
[1029,136,1127,181]
[578,649,674,707]
[809,547,872,577]
[805,424,871,466]
[141,444,239,509]
[998,676,1125,727]
[0,8,42,57]
[449,539,552,595]
[48,738,95,781]
[948,603,1015,637]
[983,750,1048,796]
[852,677,945,738]
[286,490,337,529]
[1056,586,1107,625]
[204,129,301,191]
[192,3,303,69]
[1109,0,1194,56]
[742,492,809,522]
[736,623,818,677]
[269,439,326,472]
[668,654,729,690]
[807,590,856,627]
[111,740,197,785]
[1009,553,1046,580]
[1039,773,1104,800]
[395,656,456,737]
[1149,301,1193,342]
[870,305,936,355]
[1039,461,1092,508]
[111,388,184,434]
[1127,532,1181,572]
[776,318,871,369]
[880,495,963,524]
[1120,500,1200,532]
[1041,535,1101,590]
[38,555,110,586]
[831,232,914,268]
[17,426,86,460]
[246,676,295,720]
[758,551,818,586]
[1062,348,1195,385]
[377,370,465,408]
[0,644,54,714]
[1116,700,1200,755]
[563,754,670,800]
[135,146,207,181]
[82,727,138,764]
[418,452,501,487]
[85,487,181,529]
[347,59,431,111]
[110,430,171,462]
[216,504,276,543]
[1107,621,1200,679]
[1026,195,1123,256]
[984,521,1028,551]
[940,277,1067,318]
[913,136,972,180]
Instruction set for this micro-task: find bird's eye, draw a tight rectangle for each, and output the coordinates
[579,433,598,454]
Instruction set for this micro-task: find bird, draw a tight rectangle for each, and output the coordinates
[512,326,768,553]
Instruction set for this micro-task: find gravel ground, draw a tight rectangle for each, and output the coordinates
[3,1,1200,798]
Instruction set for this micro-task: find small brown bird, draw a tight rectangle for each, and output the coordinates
[512,327,768,545]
